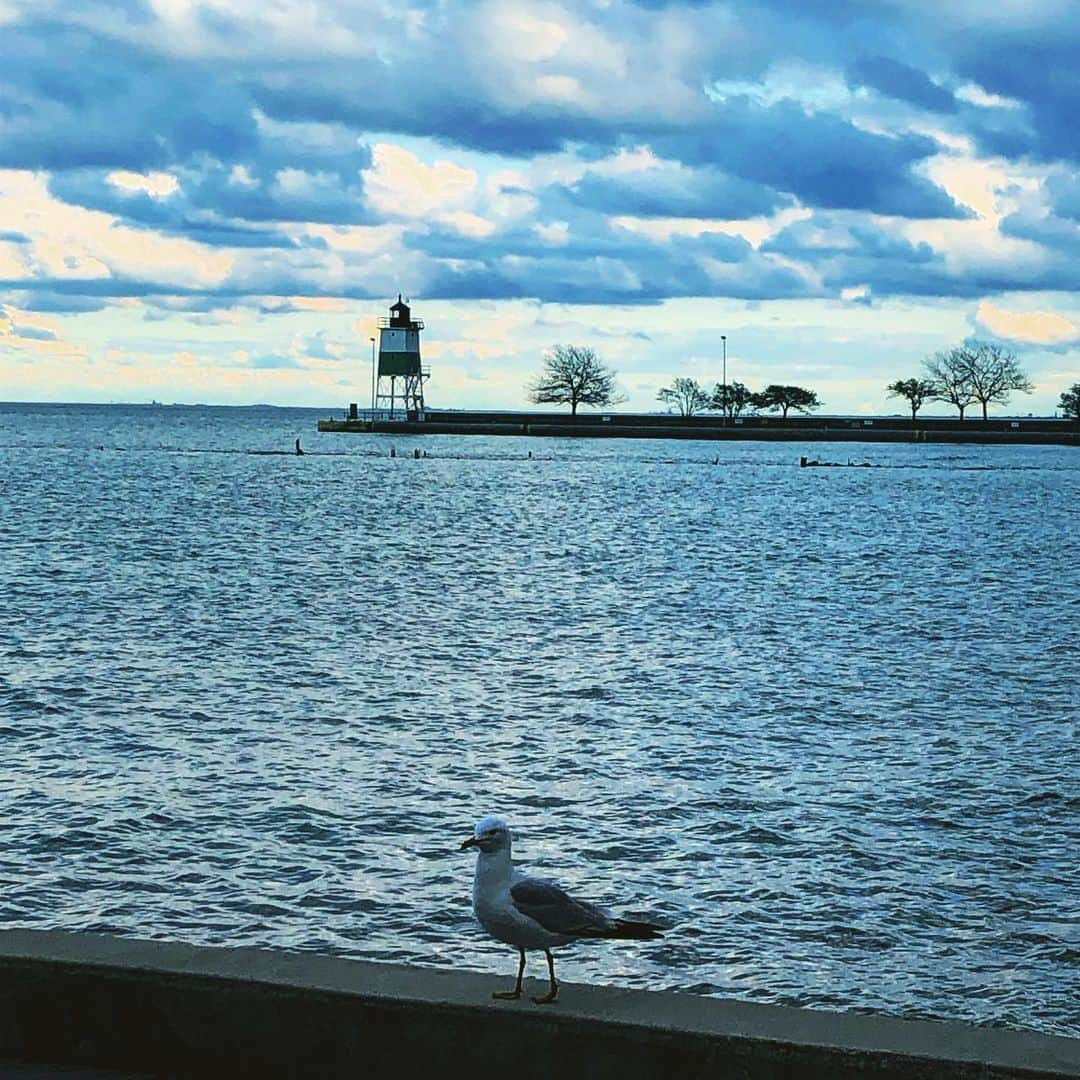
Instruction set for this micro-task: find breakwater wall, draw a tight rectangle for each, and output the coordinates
[317,411,1080,446]
[1,931,1077,1078]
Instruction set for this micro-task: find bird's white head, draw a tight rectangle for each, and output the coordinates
[460,815,511,855]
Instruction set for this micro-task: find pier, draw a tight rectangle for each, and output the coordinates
[317,410,1080,446]
[1,931,1077,1078]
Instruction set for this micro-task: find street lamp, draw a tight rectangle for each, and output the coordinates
[721,334,727,422]
[370,336,376,415]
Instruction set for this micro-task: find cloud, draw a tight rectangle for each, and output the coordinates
[248,351,303,369]
[0,303,87,359]
[762,211,943,298]
[10,291,110,313]
[955,83,1023,110]
[5,0,1080,417]
[846,56,957,114]
[953,23,1080,162]
[107,170,180,198]
[0,22,260,170]
[656,99,967,219]
[363,145,480,223]
[292,330,346,360]
[975,300,1079,345]
[759,208,1080,299]
[1042,172,1080,222]
[419,221,809,304]
[48,156,372,240]
[0,170,236,296]
[564,157,791,219]
[2,0,1080,327]
[999,208,1080,258]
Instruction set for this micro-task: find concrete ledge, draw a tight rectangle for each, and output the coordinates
[0,931,1077,1078]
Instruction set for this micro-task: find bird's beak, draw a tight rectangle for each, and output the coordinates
[460,836,479,851]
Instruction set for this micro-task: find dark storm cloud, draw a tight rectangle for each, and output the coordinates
[47,161,372,240]
[1000,208,1080,260]
[405,183,757,269]
[738,0,873,19]
[759,210,1021,298]
[564,166,792,219]
[953,24,1080,162]
[15,292,110,314]
[656,99,966,219]
[846,56,957,114]
[765,210,1080,298]
[249,64,962,221]
[625,0,718,8]
[422,258,677,306]
[763,213,937,263]
[0,22,260,170]
[998,173,1080,277]
[249,79,627,157]
[5,1,1080,308]
[0,278,205,300]
[418,215,808,305]
[1041,173,1080,222]
[419,222,748,268]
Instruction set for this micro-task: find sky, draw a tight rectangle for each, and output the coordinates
[2,0,1080,415]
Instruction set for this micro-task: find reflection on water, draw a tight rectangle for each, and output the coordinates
[1,404,1078,1036]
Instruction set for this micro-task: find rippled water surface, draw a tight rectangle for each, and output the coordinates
[1,402,1078,1036]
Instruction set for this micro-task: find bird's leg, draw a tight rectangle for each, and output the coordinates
[492,948,526,1001]
[532,949,559,1005]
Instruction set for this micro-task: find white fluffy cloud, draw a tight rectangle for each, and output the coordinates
[363,145,480,222]
[976,300,1079,344]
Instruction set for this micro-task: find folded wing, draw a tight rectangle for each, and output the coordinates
[510,877,615,938]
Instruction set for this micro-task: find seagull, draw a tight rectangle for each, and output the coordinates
[460,815,663,1004]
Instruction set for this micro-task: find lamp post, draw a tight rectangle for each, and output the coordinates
[370,337,376,416]
[721,334,727,422]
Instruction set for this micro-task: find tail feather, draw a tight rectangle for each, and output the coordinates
[604,919,664,940]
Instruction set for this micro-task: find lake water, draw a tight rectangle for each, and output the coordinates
[1,402,1077,1037]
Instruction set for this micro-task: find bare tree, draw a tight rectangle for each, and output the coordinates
[1060,383,1080,420]
[925,348,977,419]
[927,342,1033,419]
[886,377,937,420]
[657,377,710,416]
[751,384,822,419]
[527,345,626,415]
[710,380,755,418]
[957,340,1034,419]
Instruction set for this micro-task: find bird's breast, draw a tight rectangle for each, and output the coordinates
[472,878,508,928]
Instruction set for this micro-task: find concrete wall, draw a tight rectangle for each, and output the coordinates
[0,931,1077,1079]
[316,416,1080,445]
[421,410,1078,433]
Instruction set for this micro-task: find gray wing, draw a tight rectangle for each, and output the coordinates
[510,876,614,937]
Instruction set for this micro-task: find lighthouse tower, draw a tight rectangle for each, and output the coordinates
[375,295,428,419]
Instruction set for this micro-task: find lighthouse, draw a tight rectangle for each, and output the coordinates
[375,295,428,419]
